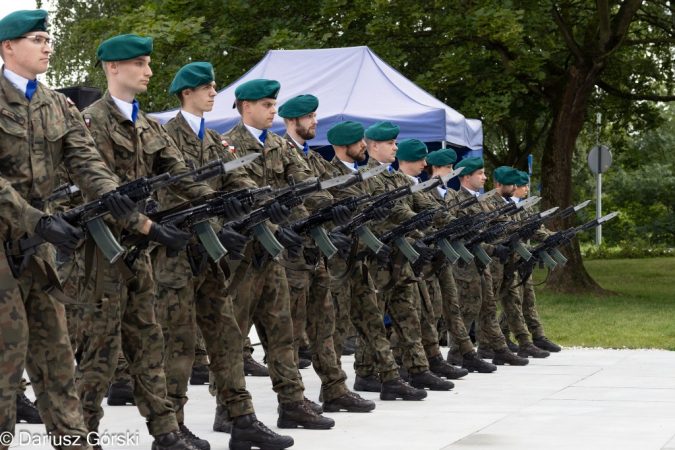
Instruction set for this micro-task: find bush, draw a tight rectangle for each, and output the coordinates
[581,241,675,260]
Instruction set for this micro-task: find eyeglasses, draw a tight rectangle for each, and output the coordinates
[16,36,55,47]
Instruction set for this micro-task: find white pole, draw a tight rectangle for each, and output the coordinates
[596,173,602,246]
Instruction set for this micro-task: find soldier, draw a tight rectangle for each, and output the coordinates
[218,79,334,430]
[476,167,549,359]
[353,124,453,392]
[424,149,495,373]
[76,35,217,450]
[446,157,528,369]
[0,10,138,450]
[499,171,561,353]
[155,61,294,450]
[324,121,428,401]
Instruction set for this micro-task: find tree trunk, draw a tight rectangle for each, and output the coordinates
[539,61,610,295]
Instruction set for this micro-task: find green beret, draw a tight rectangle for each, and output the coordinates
[0,10,49,42]
[327,121,365,146]
[396,139,428,162]
[278,95,319,119]
[97,34,153,62]
[365,121,400,141]
[169,62,215,95]
[455,157,484,176]
[517,170,530,186]
[426,148,457,166]
[494,166,521,185]
[235,79,280,101]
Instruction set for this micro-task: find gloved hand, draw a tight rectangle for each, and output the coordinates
[221,196,251,223]
[268,201,291,224]
[557,235,573,247]
[328,231,352,260]
[413,240,434,266]
[276,227,304,258]
[330,204,352,226]
[493,244,512,261]
[372,205,391,221]
[417,214,434,231]
[218,225,252,260]
[103,192,138,220]
[34,215,85,254]
[148,222,193,253]
[518,226,537,241]
[374,243,393,265]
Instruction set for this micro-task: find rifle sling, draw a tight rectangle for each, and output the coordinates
[329,239,359,283]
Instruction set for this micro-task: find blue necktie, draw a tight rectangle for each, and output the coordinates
[131,99,139,123]
[259,129,268,143]
[302,142,309,155]
[353,162,358,170]
[198,118,205,140]
[387,166,394,174]
[25,79,38,101]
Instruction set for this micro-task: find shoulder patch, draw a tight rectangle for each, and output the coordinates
[84,118,91,127]
[67,97,75,106]
[288,141,295,148]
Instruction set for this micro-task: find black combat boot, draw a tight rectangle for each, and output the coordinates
[230,414,294,450]
[428,355,469,379]
[298,346,312,360]
[518,343,550,358]
[151,431,198,450]
[322,391,376,413]
[16,392,42,424]
[107,380,135,406]
[354,374,381,392]
[533,336,562,352]
[462,350,497,373]
[342,336,357,356]
[178,423,209,450]
[409,370,454,391]
[493,348,529,366]
[243,354,269,377]
[505,337,519,353]
[298,358,312,369]
[476,347,495,360]
[213,404,232,433]
[446,348,463,366]
[380,377,427,401]
[189,364,209,385]
[277,401,335,429]
[395,358,409,381]
[304,396,323,414]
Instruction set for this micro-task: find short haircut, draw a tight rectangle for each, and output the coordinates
[236,98,257,115]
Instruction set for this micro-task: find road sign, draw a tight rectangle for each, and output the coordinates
[588,145,612,174]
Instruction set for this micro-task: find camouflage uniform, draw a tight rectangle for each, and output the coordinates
[353,158,431,375]
[154,111,255,421]
[452,187,508,352]
[75,92,211,436]
[0,72,120,449]
[219,121,309,404]
[194,328,209,367]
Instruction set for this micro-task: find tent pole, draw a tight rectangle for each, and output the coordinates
[441,141,447,149]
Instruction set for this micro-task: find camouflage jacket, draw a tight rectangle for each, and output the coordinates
[0,70,119,244]
[82,91,212,233]
[283,132,334,212]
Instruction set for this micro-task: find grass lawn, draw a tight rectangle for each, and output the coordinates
[531,257,675,350]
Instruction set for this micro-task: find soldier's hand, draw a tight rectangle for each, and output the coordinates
[276,227,304,258]
[331,204,352,226]
[218,225,251,260]
[413,240,434,266]
[417,215,434,231]
[493,244,512,261]
[222,197,252,223]
[268,201,291,224]
[34,215,85,254]
[148,223,193,253]
[328,231,352,260]
[104,192,138,220]
[371,243,393,265]
[372,205,391,221]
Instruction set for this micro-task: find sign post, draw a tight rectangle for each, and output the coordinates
[587,144,612,246]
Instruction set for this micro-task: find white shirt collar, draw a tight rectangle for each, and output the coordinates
[437,186,447,198]
[501,196,512,203]
[463,186,480,197]
[111,95,135,122]
[3,67,32,95]
[181,110,203,137]
[340,159,358,172]
[514,197,522,203]
[244,122,264,142]
[288,134,305,151]
[403,172,419,185]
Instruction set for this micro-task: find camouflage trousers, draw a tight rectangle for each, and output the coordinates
[391,280,442,362]
[0,250,90,450]
[476,262,532,347]
[355,261,429,375]
[75,250,178,436]
[329,260,399,383]
[58,251,85,356]
[284,257,348,401]
[194,329,209,367]
[500,276,545,341]
[153,247,253,420]
[230,260,304,404]
[428,265,474,355]
[452,262,507,352]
